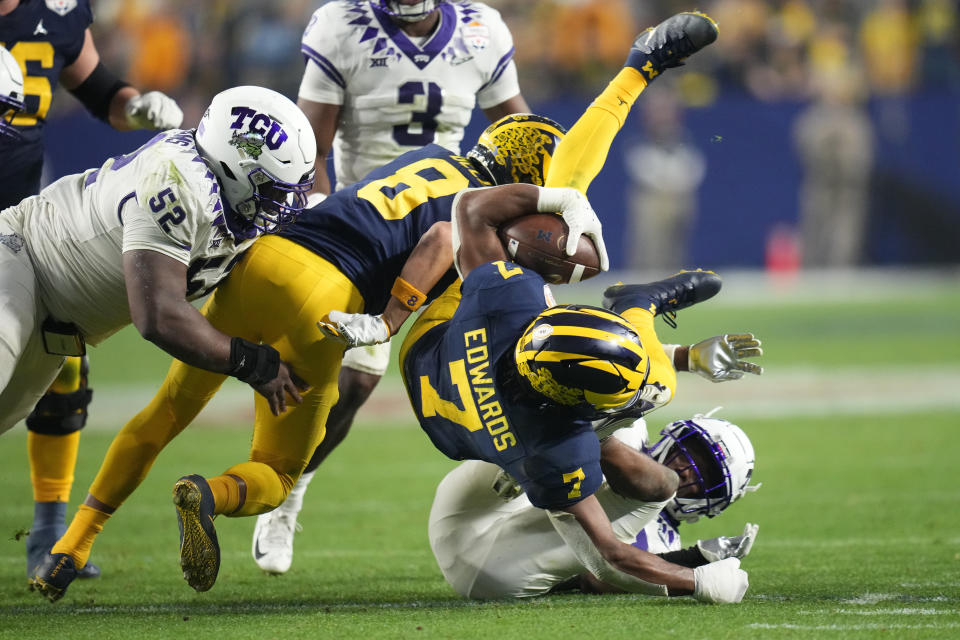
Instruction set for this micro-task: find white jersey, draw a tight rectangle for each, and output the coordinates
[9,129,258,345]
[299,0,521,188]
[428,423,678,599]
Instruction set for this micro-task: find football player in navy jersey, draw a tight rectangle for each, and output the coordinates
[31,115,610,600]
[394,186,751,603]
[1,0,182,581]
[250,0,533,571]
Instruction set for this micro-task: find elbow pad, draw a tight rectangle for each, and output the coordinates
[69,62,130,122]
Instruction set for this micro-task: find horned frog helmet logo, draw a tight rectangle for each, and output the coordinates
[228,130,266,159]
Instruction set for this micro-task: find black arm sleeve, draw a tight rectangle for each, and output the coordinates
[68,61,130,122]
[657,545,708,568]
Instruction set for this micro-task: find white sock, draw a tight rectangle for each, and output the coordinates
[279,469,316,515]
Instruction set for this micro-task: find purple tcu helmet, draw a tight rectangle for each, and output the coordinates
[0,45,25,140]
[195,86,316,233]
[376,0,444,22]
[647,412,759,523]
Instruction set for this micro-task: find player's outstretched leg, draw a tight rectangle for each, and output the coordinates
[251,470,312,575]
[626,11,719,84]
[603,270,722,326]
[28,553,79,602]
[173,474,220,592]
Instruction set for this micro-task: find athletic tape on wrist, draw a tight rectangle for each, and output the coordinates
[229,337,281,386]
[391,276,427,312]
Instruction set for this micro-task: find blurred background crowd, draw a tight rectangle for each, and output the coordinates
[43,0,960,272]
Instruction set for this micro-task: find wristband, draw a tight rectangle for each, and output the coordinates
[229,337,280,386]
[391,276,427,312]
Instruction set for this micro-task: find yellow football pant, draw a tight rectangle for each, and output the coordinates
[621,308,677,402]
[54,235,365,566]
[546,67,648,193]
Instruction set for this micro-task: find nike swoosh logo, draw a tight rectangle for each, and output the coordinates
[254,538,268,560]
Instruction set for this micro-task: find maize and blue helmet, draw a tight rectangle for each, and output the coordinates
[0,45,25,141]
[513,305,650,419]
[467,113,566,186]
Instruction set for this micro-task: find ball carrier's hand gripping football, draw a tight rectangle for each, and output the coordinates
[536,187,609,272]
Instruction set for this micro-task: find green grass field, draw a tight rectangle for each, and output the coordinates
[1,270,959,638]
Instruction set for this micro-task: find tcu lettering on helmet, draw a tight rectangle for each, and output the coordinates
[227,107,288,150]
[0,45,25,140]
[647,414,759,523]
[195,86,316,233]
[513,304,649,419]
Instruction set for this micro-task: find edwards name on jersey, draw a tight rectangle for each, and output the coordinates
[299,0,520,187]
[402,261,605,510]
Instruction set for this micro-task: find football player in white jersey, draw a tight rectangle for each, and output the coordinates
[0,85,315,442]
[253,0,530,573]
[428,412,760,600]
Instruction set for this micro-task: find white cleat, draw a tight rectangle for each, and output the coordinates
[252,509,302,575]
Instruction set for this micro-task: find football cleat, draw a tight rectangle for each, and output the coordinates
[626,11,719,83]
[173,474,221,592]
[26,527,100,580]
[29,553,79,602]
[252,509,302,575]
[602,270,722,327]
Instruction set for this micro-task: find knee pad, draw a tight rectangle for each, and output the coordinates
[26,357,93,435]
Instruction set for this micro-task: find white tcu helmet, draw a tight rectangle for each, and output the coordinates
[0,45,25,140]
[195,86,316,232]
[647,411,759,523]
[376,0,444,22]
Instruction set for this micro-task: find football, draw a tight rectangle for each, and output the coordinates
[497,213,602,284]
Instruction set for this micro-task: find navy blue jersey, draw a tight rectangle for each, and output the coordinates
[280,143,490,314]
[402,261,603,510]
[0,0,93,208]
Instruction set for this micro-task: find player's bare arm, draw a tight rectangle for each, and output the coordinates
[297,98,341,196]
[560,495,695,595]
[318,221,454,348]
[454,183,608,277]
[60,29,182,132]
[382,221,452,334]
[481,94,531,122]
[599,436,678,502]
[123,250,306,415]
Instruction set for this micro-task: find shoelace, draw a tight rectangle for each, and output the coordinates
[263,511,303,546]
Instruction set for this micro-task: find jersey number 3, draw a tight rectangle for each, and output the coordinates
[393,81,442,146]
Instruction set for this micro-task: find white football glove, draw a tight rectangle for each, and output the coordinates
[688,333,763,382]
[317,310,390,348]
[692,557,749,604]
[125,91,184,130]
[536,186,609,271]
[697,523,759,563]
